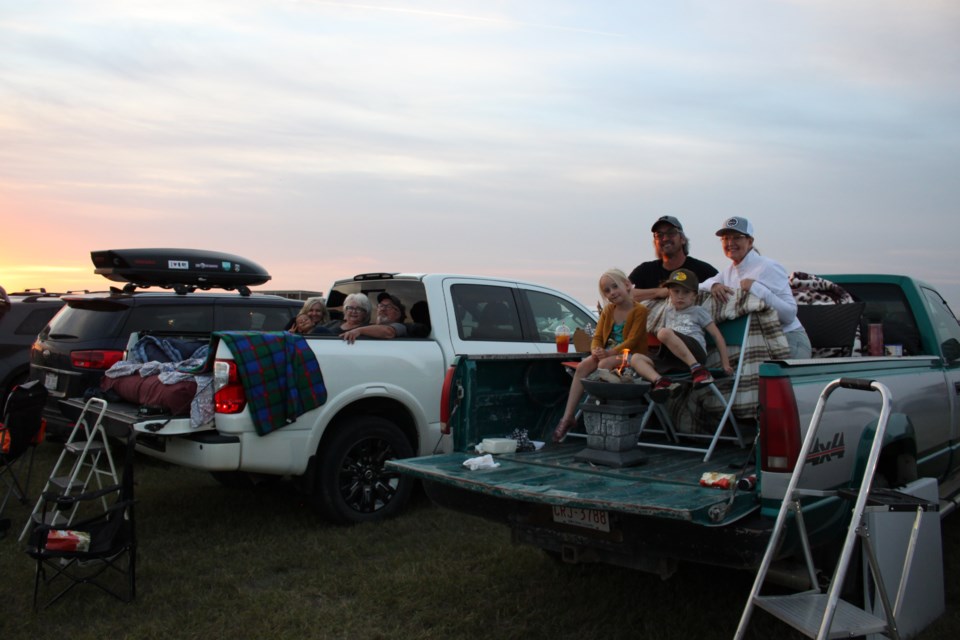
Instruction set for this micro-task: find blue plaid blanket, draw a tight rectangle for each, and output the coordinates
[212,331,327,436]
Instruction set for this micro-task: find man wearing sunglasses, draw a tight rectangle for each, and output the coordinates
[629,215,718,302]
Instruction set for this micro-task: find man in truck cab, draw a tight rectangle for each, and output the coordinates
[629,215,718,302]
[341,293,428,343]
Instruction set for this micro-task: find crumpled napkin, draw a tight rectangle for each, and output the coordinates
[462,454,500,470]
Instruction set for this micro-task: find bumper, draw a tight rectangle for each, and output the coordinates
[135,430,241,471]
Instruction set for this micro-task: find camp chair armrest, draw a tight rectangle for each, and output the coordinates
[33,498,136,541]
[41,483,122,509]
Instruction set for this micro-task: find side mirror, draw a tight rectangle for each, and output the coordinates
[942,338,960,364]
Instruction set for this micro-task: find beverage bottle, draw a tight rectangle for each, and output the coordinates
[555,321,570,353]
[868,323,883,356]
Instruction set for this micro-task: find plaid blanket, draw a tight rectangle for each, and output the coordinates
[212,331,327,436]
[643,290,789,433]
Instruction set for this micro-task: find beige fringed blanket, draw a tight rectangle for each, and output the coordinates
[642,290,789,434]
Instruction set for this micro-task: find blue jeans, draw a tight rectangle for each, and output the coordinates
[786,328,812,358]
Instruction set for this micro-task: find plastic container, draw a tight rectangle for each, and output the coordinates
[481,438,519,454]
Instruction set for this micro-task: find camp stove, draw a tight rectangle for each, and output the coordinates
[575,377,650,468]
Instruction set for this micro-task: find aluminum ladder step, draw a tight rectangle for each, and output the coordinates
[64,440,105,454]
[754,593,889,638]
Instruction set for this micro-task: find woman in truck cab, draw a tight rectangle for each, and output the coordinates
[317,293,371,335]
[288,297,330,334]
[700,216,811,358]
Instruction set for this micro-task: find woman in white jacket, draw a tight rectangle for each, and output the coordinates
[700,216,812,358]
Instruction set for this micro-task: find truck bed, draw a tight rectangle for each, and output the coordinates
[389,439,761,526]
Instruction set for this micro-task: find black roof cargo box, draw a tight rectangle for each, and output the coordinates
[91,248,271,295]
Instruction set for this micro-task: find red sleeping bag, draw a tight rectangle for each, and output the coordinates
[100,375,196,416]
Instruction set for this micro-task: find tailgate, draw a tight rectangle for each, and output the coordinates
[389,444,760,526]
[59,397,213,439]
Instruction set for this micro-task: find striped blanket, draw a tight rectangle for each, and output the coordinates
[212,331,327,436]
[643,290,789,433]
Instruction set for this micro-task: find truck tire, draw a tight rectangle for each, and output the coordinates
[874,451,918,489]
[316,416,415,524]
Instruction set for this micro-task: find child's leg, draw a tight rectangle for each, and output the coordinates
[555,357,599,441]
[562,357,597,419]
[629,353,659,383]
[633,348,681,403]
[656,328,697,367]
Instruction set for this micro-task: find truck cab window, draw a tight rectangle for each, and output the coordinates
[921,287,960,349]
[452,284,522,341]
[524,290,596,344]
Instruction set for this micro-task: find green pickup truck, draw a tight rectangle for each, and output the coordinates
[388,274,960,578]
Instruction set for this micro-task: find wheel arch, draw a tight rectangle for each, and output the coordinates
[852,413,918,487]
[300,395,420,489]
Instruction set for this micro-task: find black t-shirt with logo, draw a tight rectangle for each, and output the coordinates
[628,256,719,290]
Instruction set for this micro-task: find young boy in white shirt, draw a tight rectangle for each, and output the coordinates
[630,269,733,402]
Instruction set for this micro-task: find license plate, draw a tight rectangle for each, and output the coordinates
[44,372,58,391]
[552,505,610,532]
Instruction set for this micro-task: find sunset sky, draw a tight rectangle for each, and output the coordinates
[2,1,959,310]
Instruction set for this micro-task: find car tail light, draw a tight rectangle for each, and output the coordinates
[213,359,246,414]
[759,376,802,472]
[71,350,125,370]
[439,365,456,435]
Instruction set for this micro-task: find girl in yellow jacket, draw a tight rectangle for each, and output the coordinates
[553,268,648,442]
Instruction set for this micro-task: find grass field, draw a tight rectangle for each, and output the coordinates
[1,442,957,639]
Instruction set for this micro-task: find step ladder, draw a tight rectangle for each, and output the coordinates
[734,377,927,640]
[19,397,119,541]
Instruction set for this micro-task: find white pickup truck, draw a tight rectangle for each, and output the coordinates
[64,272,597,524]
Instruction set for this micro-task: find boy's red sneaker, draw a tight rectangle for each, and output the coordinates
[649,377,680,403]
[691,367,714,386]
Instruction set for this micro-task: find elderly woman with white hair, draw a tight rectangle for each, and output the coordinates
[700,216,811,358]
[317,292,371,335]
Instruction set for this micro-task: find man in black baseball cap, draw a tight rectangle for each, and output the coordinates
[629,215,719,302]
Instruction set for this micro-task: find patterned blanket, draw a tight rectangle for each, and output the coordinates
[643,290,789,433]
[212,331,327,436]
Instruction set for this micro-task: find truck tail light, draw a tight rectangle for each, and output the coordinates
[439,365,456,435]
[71,350,125,370]
[759,376,802,472]
[213,359,246,414]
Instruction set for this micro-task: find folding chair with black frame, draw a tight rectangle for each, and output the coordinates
[0,380,47,538]
[27,431,137,610]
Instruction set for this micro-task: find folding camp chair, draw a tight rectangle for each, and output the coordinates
[27,430,137,609]
[636,314,751,461]
[1,380,47,537]
[796,302,866,357]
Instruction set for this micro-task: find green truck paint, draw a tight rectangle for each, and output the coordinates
[388,274,960,577]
